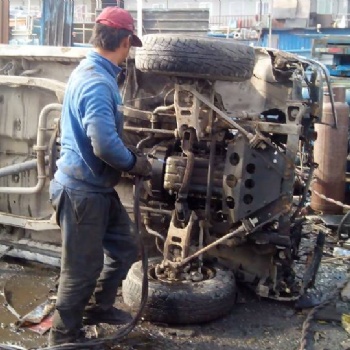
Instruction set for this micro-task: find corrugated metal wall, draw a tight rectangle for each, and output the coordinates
[129,9,209,35]
[41,0,74,46]
[95,8,209,35]
[0,0,9,44]
[101,0,124,8]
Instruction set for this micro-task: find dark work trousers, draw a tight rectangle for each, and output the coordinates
[49,179,138,336]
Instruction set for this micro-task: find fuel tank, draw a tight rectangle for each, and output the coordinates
[311,87,349,213]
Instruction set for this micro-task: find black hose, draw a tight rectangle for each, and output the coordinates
[291,162,316,222]
[337,210,350,241]
[0,177,149,350]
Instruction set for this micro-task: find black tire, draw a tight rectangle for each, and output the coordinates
[135,34,255,82]
[122,258,237,324]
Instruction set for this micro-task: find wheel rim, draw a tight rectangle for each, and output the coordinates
[148,261,216,284]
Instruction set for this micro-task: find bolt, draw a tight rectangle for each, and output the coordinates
[279,251,286,260]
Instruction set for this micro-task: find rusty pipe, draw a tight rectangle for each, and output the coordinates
[0,103,62,194]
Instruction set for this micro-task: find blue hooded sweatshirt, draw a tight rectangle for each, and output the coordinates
[55,51,135,192]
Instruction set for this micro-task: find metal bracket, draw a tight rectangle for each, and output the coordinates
[163,211,198,262]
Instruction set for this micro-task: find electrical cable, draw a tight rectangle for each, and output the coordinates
[0,177,149,350]
[337,210,350,241]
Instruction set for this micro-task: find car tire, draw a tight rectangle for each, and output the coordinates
[135,34,255,82]
[122,257,237,324]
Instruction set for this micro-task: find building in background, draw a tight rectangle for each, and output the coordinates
[5,0,350,48]
[123,0,350,29]
[7,0,350,29]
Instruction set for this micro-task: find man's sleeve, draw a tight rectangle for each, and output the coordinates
[80,81,135,171]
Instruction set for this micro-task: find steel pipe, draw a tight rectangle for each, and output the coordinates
[0,103,62,194]
[0,156,49,178]
[124,126,175,136]
[124,204,172,215]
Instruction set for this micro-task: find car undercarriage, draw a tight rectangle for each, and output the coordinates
[0,35,328,324]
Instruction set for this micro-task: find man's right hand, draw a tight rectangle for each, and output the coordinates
[128,147,152,178]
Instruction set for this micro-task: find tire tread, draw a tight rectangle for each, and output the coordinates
[135,35,255,81]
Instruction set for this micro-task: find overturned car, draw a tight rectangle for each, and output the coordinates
[0,35,326,324]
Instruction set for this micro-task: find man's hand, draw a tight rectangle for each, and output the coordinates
[128,146,152,178]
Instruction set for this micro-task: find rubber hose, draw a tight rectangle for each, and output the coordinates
[337,210,350,241]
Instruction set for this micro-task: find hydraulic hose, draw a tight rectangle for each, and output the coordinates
[0,177,149,350]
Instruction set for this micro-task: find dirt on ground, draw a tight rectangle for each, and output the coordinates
[0,252,349,350]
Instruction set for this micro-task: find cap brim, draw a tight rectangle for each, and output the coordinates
[131,34,142,47]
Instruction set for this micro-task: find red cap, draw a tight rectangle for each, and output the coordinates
[96,7,142,47]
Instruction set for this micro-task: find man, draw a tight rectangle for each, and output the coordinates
[48,7,151,346]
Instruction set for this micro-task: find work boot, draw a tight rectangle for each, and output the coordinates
[48,328,87,346]
[83,306,133,325]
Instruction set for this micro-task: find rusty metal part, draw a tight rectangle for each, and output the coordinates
[242,121,303,135]
[124,204,172,215]
[148,147,168,199]
[291,162,316,221]
[278,101,308,237]
[124,105,153,121]
[173,199,291,269]
[163,211,197,262]
[223,135,285,224]
[0,0,9,44]
[176,225,246,268]
[164,155,224,196]
[182,84,255,141]
[175,128,196,222]
[124,125,175,136]
[174,83,214,139]
[311,87,349,214]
